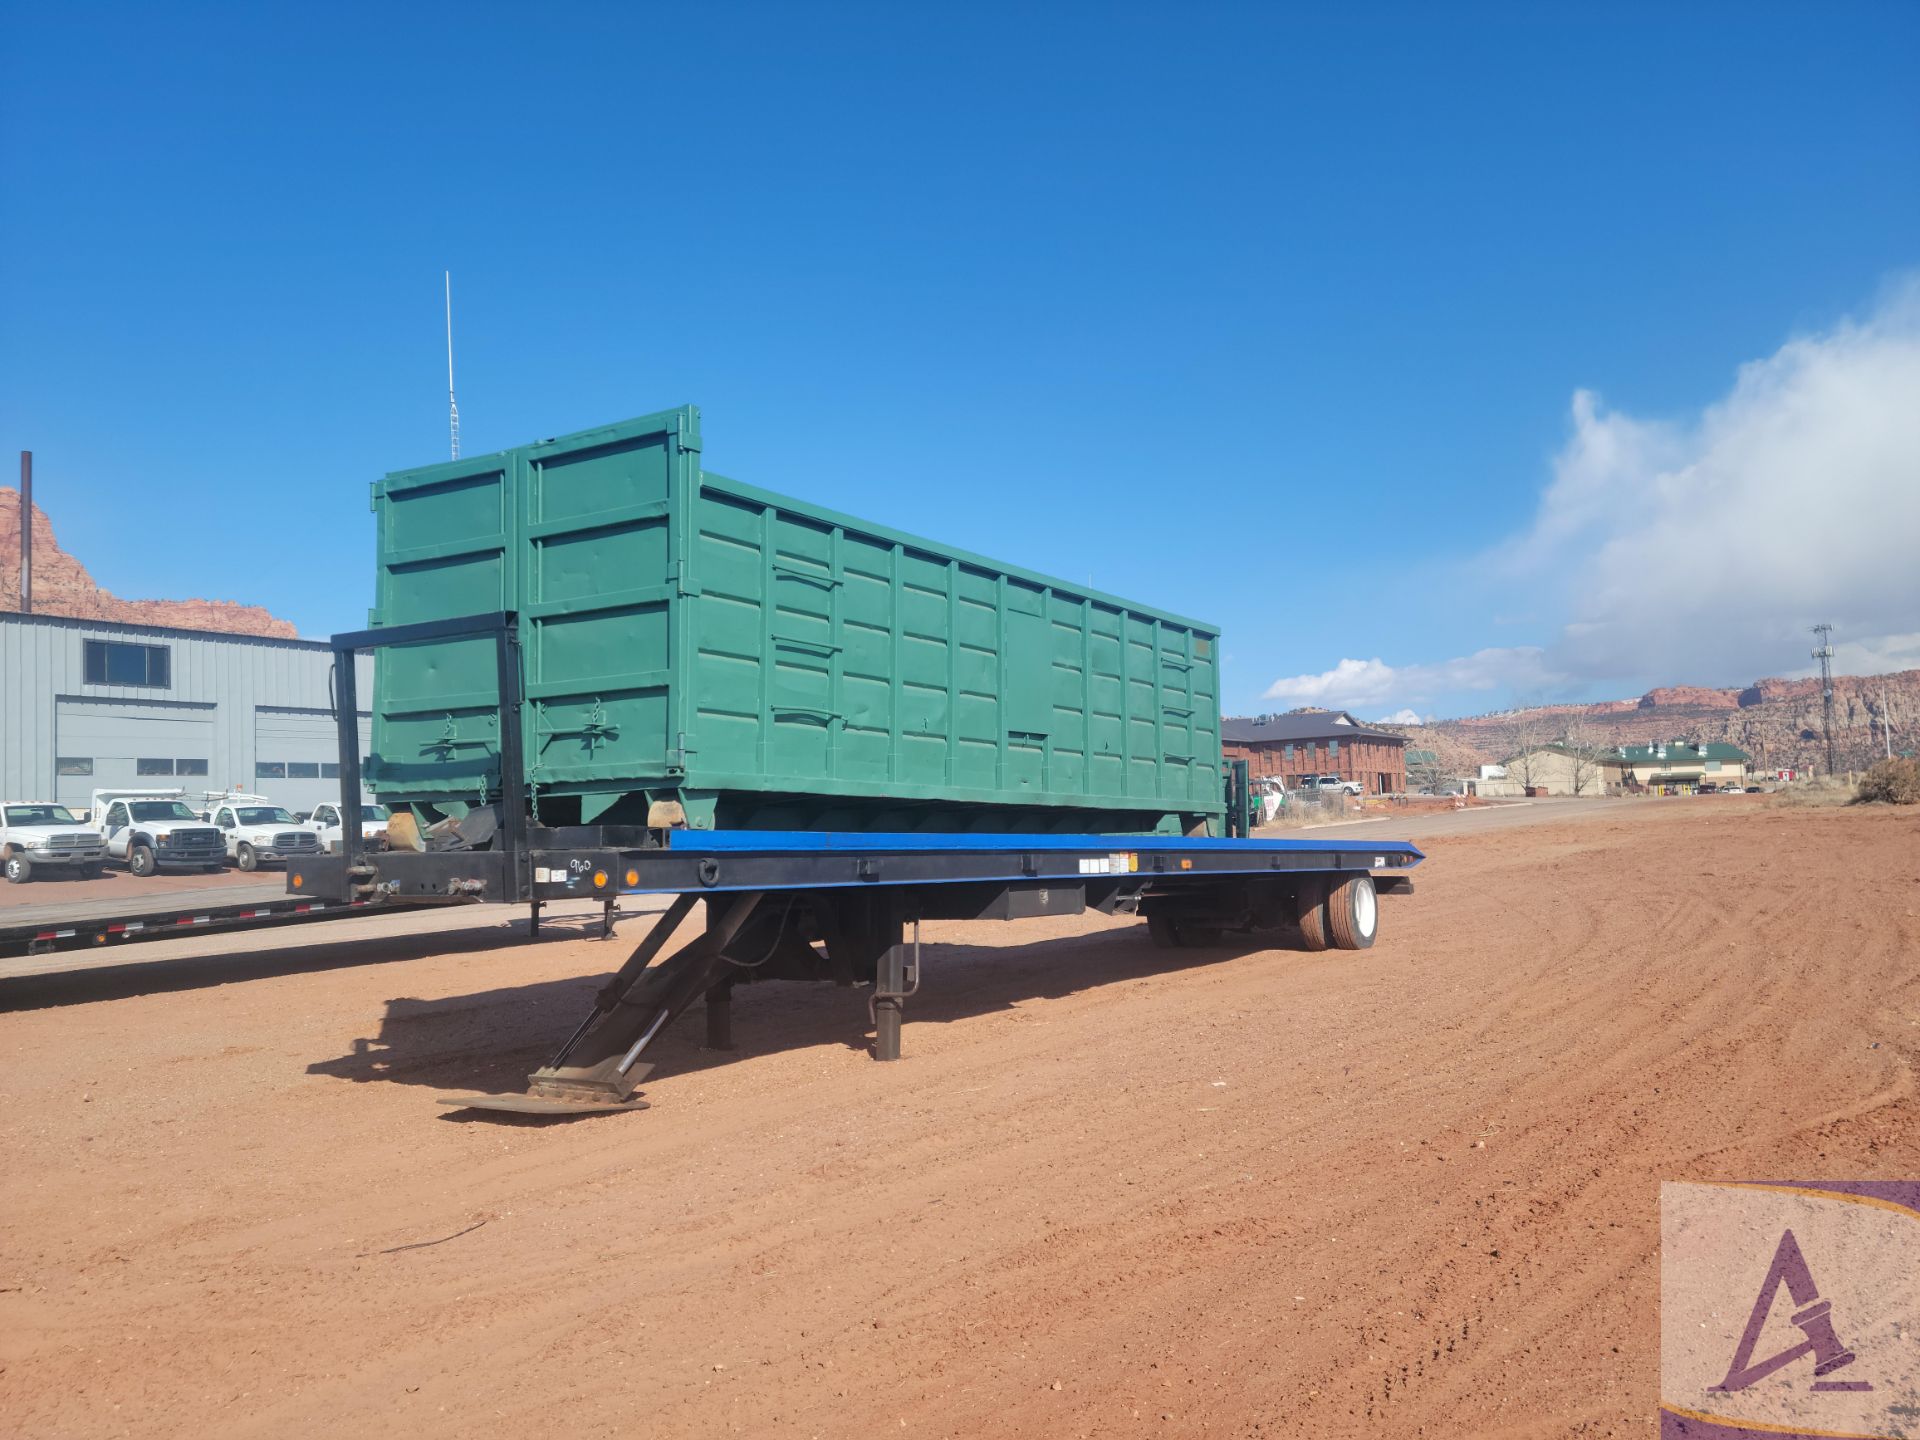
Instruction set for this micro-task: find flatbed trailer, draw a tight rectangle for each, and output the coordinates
[275,610,1425,1116]
[0,881,403,960]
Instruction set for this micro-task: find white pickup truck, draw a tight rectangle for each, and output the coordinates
[88,789,228,876]
[301,800,392,854]
[1,802,109,883]
[202,793,325,871]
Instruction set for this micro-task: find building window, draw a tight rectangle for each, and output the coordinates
[84,639,171,688]
[287,761,320,779]
[1283,743,1294,761]
[137,757,175,776]
[256,761,287,780]
[1328,739,1339,758]
[57,756,93,776]
[176,758,209,777]
[321,762,341,779]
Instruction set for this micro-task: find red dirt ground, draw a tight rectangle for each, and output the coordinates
[2,800,1915,1437]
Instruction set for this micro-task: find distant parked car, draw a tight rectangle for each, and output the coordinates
[1745,785,1763,793]
[1698,782,1718,794]
[1306,774,1364,796]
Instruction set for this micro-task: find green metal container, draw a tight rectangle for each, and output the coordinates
[367,405,1225,835]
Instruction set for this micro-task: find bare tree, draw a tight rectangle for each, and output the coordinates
[1562,715,1605,796]
[1506,708,1552,790]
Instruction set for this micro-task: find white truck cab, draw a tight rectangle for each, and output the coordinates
[88,789,227,876]
[203,792,324,871]
[1,801,109,883]
[303,800,392,854]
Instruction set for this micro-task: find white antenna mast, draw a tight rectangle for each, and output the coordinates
[445,270,461,461]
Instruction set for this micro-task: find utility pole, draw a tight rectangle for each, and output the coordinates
[16,451,30,614]
[1811,624,1837,776]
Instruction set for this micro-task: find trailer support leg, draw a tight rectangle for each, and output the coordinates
[873,942,904,1061]
[870,917,921,1062]
[439,892,763,1116]
[601,899,617,940]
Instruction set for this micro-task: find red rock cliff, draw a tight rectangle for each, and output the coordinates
[1,486,298,639]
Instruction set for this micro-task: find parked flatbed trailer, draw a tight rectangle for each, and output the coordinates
[0,880,408,960]
[286,823,1422,1116]
[282,608,1425,1116]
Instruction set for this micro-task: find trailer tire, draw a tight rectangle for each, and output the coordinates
[129,843,157,878]
[4,851,29,884]
[1326,873,1378,951]
[1294,876,1329,951]
[236,842,258,872]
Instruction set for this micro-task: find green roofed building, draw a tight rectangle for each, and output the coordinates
[1609,740,1752,793]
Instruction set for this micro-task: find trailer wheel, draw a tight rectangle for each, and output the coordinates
[129,843,157,878]
[236,842,258,872]
[1326,873,1378,951]
[1294,876,1329,951]
[4,852,29,884]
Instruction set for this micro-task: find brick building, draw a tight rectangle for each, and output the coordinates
[1222,712,1408,795]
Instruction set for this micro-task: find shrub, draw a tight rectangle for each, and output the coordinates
[1856,756,1920,805]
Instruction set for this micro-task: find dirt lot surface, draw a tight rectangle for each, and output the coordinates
[3,799,1916,1437]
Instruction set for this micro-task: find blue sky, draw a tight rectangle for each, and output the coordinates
[3,2,1916,720]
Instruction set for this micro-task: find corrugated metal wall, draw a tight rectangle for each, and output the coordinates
[0,614,372,807]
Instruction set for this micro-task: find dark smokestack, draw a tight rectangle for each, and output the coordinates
[17,450,29,615]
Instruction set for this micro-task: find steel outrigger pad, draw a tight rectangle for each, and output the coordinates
[435,1091,650,1116]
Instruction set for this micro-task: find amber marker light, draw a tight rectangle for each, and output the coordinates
[593,870,608,888]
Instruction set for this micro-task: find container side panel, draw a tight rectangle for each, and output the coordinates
[952,565,1001,791]
[523,431,680,788]
[837,532,896,781]
[689,492,768,782]
[369,460,513,796]
[765,511,836,780]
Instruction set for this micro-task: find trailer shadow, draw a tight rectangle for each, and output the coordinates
[0,910,619,1012]
[304,925,1311,1114]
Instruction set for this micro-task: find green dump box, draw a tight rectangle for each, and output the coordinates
[367,405,1225,835]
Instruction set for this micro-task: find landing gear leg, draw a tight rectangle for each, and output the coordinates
[870,918,922,1062]
[439,892,763,1116]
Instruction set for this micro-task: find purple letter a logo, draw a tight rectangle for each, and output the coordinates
[1711,1229,1871,1394]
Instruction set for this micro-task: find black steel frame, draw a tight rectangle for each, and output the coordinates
[329,609,529,903]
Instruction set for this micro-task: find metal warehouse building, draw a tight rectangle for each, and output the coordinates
[1,612,371,816]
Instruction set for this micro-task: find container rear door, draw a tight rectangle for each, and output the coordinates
[521,409,699,799]
[368,453,516,799]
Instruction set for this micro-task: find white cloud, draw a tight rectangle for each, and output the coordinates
[1260,279,1920,713]
[1262,647,1554,710]
[1529,278,1920,684]
[1375,707,1426,725]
